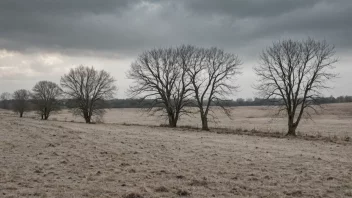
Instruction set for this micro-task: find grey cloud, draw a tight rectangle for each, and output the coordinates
[0,0,351,57]
[0,0,135,16]
[179,0,321,18]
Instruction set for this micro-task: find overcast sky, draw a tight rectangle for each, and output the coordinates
[0,0,351,99]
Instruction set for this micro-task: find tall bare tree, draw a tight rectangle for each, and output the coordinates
[188,47,242,130]
[32,81,62,120]
[254,38,338,136]
[128,46,194,127]
[0,92,12,109]
[12,89,31,117]
[60,65,117,123]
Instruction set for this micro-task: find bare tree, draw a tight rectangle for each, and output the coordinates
[188,47,242,130]
[12,89,31,117]
[32,81,63,120]
[60,65,117,123]
[127,45,194,127]
[0,92,12,109]
[254,38,338,136]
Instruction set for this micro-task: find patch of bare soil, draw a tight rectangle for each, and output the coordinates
[0,115,352,197]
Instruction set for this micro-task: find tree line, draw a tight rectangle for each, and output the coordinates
[0,38,340,136]
[106,96,352,108]
[2,95,349,111]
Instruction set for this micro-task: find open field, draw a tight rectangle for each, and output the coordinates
[46,103,352,138]
[0,105,352,197]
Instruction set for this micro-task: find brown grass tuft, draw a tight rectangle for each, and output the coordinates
[155,186,168,192]
[176,189,190,196]
[124,192,143,198]
[189,179,208,187]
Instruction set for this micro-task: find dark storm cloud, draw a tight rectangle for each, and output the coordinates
[0,0,141,54]
[180,0,321,18]
[0,0,351,56]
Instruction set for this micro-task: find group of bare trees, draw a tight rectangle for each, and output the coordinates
[0,66,117,123]
[128,45,242,130]
[4,82,62,119]
[129,38,337,136]
[0,38,338,136]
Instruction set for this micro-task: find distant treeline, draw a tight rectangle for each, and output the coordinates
[107,95,352,108]
[1,95,351,110]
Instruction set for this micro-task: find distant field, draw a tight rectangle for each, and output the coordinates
[46,103,352,138]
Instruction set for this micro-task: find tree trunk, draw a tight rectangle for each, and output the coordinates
[83,111,91,123]
[201,115,209,131]
[166,108,178,127]
[287,126,297,136]
[168,119,177,127]
[286,115,297,136]
[85,116,91,123]
[20,112,23,118]
[86,115,91,123]
[168,115,177,127]
[44,107,48,120]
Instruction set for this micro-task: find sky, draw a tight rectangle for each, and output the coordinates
[0,0,351,99]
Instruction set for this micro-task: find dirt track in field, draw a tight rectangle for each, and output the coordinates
[1,112,351,197]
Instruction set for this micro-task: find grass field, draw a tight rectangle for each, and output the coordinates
[0,103,351,197]
[48,103,352,138]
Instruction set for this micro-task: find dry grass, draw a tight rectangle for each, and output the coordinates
[44,103,352,138]
[0,112,352,197]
